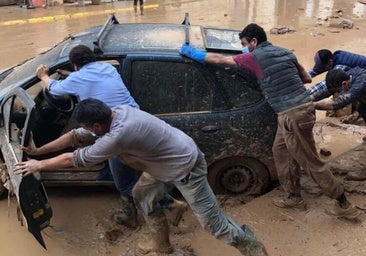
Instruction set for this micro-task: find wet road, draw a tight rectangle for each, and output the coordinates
[1,0,366,71]
[1,0,366,255]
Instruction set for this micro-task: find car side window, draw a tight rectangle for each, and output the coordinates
[213,67,262,108]
[130,61,212,114]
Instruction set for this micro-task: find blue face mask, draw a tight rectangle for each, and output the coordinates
[242,46,249,53]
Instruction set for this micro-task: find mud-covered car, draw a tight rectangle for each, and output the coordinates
[0,14,277,202]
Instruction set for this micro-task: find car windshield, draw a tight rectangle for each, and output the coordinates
[0,40,68,93]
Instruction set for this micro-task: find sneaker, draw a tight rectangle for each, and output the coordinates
[325,203,361,220]
[273,196,307,210]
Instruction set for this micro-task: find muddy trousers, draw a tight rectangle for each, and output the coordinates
[273,102,344,199]
[132,159,266,255]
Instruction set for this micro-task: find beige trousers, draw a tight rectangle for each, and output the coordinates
[272,102,343,199]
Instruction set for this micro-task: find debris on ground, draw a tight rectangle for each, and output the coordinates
[338,19,354,29]
[269,26,296,34]
[320,148,332,157]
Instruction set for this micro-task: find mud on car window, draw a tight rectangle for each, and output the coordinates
[212,66,262,109]
[130,60,212,114]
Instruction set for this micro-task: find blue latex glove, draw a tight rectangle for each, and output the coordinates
[179,44,207,64]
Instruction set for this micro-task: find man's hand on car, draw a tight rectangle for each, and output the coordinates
[19,132,39,156]
[179,44,207,64]
[13,159,41,176]
[36,64,50,80]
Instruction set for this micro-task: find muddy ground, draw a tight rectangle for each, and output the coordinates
[1,0,366,255]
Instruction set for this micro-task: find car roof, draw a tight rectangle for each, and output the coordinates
[65,14,242,56]
[0,13,242,94]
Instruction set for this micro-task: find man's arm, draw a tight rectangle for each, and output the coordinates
[22,131,73,156]
[299,69,312,84]
[36,64,73,92]
[205,52,237,65]
[313,98,335,110]
[308,69,320,78]
[180,44,236,66]
[13,152,74,176]
[36,64,51,87]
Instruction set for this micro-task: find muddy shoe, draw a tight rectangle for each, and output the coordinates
[164,199,188,226]
[236,240,268,256]
[235,225,268,256]
[113,209,138,228]
[273,196,307,210]
[325,203,361,220]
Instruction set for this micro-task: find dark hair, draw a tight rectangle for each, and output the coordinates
[69,45,96,68]
[73,98,112,127]
[317,49,333,64]
[325,69,350,90]
[238,23,267,44]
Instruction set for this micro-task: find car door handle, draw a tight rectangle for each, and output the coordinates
[201,125,220,133]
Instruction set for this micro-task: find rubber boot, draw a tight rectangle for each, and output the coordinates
[134,5,138,16]
[136,212,174,255]
[163,199,188,227]
[114,194,138,228]
[140,5,144,15]
[235,225,268,256]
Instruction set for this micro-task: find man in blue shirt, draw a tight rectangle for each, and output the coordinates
[308,49,366,78]
[36,45,139,109]
[36,45,186,228]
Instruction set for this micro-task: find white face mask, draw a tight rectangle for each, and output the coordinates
[242,46,249,53]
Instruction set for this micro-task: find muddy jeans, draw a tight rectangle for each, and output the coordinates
[273,102,343,199]
[108,157,137,195]
[132,158,253,247]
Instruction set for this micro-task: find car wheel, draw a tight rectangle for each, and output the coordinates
[207,156,270,195]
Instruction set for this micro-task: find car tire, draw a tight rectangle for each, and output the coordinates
[207,156,270,195]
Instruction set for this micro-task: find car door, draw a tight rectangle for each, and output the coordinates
[0,87,36,194]
[121,55,276,165]
[122,55,223,161]
[0,87,52,248]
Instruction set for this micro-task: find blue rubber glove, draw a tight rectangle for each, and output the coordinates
[179,44,207,64]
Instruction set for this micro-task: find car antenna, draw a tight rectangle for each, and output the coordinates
[93,13,119,54]
[182,13,190,45]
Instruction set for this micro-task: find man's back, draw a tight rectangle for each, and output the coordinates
[72,105,203,182]
[48,62,139,109]
[333,50,366,70]
[249,42,309,113]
